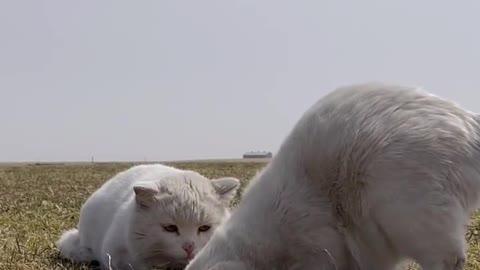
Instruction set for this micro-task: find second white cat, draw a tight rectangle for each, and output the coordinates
[186,82,480,270]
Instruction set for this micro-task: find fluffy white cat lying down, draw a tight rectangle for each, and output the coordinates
[56,163,240,270]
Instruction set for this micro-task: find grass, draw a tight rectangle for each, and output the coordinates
[1,161,480,270]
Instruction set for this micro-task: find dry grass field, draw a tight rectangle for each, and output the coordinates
[1,161,480,270]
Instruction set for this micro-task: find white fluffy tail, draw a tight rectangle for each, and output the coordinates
[56,228,93,262]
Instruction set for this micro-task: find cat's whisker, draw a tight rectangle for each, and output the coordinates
[151,260,175,270]
[106,253,113,270]
[155,261,172,267]
[134,231,147,236]
[148,251,167,255]
[132,248,168,262]
[134,235,147,240]
[323,249,338,270]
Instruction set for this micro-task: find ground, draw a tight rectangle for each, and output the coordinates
[1,161,480,270]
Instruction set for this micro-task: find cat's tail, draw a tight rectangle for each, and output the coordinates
[56,228,93,262]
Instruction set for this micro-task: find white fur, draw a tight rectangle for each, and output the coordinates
[186,82,480,270]
[56,164,240,270]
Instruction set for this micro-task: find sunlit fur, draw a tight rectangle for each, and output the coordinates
[186,82,480,270]
[56,164,240,270]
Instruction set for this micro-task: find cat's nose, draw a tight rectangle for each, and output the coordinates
[182,241,195,257]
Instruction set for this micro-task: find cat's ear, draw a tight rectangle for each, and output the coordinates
[133,181,159,208]
[211,177,240,205]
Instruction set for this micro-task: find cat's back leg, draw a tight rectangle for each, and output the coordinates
[56,228,94,262]
[372,196,466,270]
[56,191,100,262]
[76,187,118,261]
[75,195,103,260]
[364,171,469,270]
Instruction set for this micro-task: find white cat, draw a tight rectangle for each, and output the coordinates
[56,163,240,270]
[185,82,480,270]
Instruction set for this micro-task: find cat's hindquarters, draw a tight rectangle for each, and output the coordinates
[56,228,93,262]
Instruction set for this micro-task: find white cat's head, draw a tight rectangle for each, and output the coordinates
[127,171,240,268]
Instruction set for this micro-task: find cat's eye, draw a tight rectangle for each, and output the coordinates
[163,225,178,233]
[198,225,211,232]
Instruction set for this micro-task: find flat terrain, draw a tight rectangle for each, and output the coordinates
[1,161,480,270]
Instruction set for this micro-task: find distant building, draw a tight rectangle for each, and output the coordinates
[242,151,273,159]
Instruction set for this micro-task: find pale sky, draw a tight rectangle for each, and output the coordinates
[1,0,480,162]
